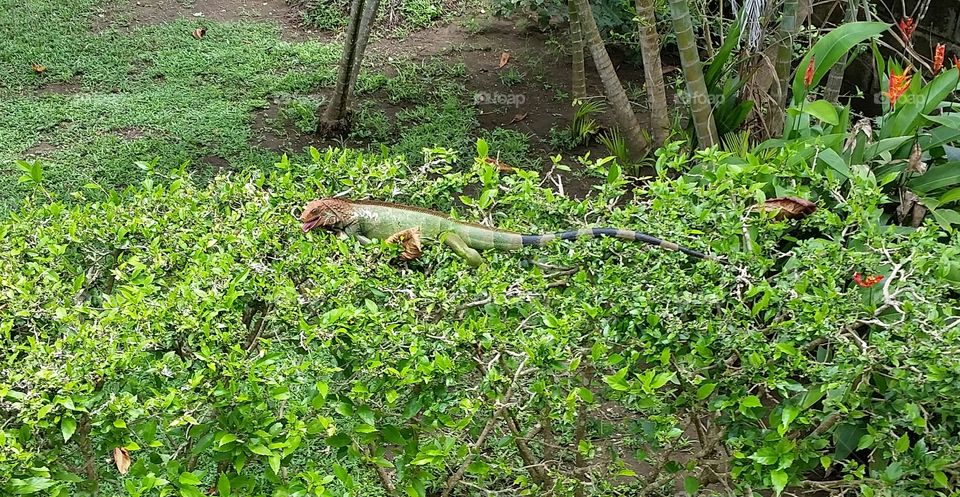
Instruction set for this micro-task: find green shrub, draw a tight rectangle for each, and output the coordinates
[2,145,959,496]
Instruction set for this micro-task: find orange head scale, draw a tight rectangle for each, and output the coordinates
[300,198,354,233]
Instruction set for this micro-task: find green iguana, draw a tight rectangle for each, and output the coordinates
[300,198,714,267]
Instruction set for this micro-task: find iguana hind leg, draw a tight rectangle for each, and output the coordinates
[443,233,484,267]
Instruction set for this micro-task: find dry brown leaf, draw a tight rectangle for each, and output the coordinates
[498,52,511,69]
[906,142,926,174]
[508,112,528,124]
[113,447,131,474]
[752,197,817,220]
[32,63,46,74]
[385,227,423,261]
[191,27,206,39]
[844,118,874,152]
[484,157,515,173]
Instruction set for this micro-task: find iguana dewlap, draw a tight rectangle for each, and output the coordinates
[299,198,712,267]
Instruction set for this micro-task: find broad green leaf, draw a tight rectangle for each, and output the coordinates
[885,69,960,138]
[908,162,960,193]
[817,148,850,179]
[939,187,960,205]
[61,417,77,442]
[771,469,788,495]
[696,383,716,400]
[683,475,700,495]
[800,100,839,125]
[11,477,56,494]
[740,395,762,408]
[217,473,231,497]
[894,432,910,453]
[792,22,889,104]
[247,444,272,456]
[178,472,202,486]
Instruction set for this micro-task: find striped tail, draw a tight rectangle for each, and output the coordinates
[519,228,712,260]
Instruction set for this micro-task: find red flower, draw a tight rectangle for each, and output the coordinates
[853,272,884,288]
[897,17,916,42]
[804,56,816,88]
[885,68,912,108]
[933,44,945,75]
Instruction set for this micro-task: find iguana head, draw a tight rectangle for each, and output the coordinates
[300,198,354,233]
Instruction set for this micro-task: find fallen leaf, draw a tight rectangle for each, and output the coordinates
[508,112,528,124]
[484,157,515,173]
[498,52,511,69]
[32,63,46,74]
[113,447,131,474]
[752,197,817,220]
[386,227,423,261]
[191,27,206,39]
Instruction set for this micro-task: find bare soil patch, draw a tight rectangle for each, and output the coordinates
[93,0,305,39]
[22,142,61,158]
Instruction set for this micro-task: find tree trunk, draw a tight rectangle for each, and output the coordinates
[573,0,648,158]
[568,0,587,100]
[318,0,378,136]
[824,0,858,103]
[769,0,799,131]
[667,0,718,148]
[635,0,670,146]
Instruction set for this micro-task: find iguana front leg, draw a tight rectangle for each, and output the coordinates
[343,221,372,245]
[443,232,484,267]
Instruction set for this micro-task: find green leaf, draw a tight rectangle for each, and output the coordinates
[938,187,960,205]
[933,470,949,488]
[908,162,960,193]
[247,444,272,456]
[217,473,231,497]
[894,432,910,453]
[817,148,851,179]
[696,383,716,400]
[800,100,840,125]
[792,22,889,104]
[333,463,354,489]
[771,469,788,495]
[61,417,77,442]
[268,454,281,475]
[325,433,351,448]
[740,395,762,408]
[178,472,202,486]
[885,69,960,137]
[683,475,700,495]
[10,477,56,494]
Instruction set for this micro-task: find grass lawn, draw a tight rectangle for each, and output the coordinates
[0,0,350,210]
[0,0,499,212]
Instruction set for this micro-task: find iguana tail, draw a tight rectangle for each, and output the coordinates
[519,228,712,260]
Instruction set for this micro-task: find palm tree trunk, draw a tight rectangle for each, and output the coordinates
[635,0,669,146]
[667,0,718,148]
[568,0,587,100]
[824,0,857,103]
[573,0,648,158]
[769,0,799,130]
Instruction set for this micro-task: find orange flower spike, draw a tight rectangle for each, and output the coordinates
[886,68,912,108]
[897,17,916,42]
[953,54,960,70]
[933,44,945,75]
[804,56,816,88]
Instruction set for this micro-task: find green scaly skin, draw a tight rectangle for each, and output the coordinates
[300,198,714,267]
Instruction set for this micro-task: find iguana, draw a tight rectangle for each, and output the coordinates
[300,198,714,267]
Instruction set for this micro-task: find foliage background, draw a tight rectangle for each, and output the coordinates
[2,143,959,496]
